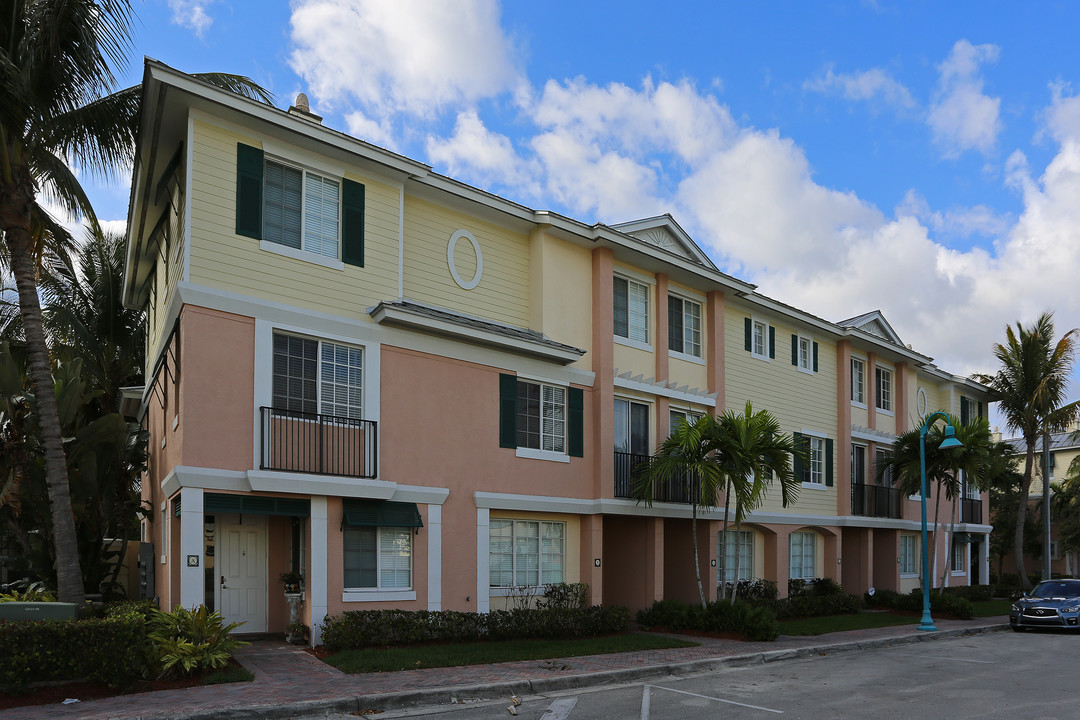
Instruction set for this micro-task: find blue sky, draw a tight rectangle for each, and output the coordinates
[87,1,1080,429]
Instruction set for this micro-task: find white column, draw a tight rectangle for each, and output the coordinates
[427,504,442,611]
[179,487,204,609]
[983,534,991,586]
[310,496,328,646]
[476,508,490,613]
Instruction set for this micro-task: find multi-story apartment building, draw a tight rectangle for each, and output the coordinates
[122,62,993,643]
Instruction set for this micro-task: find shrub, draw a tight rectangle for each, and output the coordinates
[636,599,779,641]
[320,605,630,652]
[0,586,56,603]
[0,611,149,692]
[788,577,844,598]
[941,585,993,602]
[718,579,778,604]
[866,588,974,619]
[771,593,862,620]
[539,582,589,610]
[148,605,248,679]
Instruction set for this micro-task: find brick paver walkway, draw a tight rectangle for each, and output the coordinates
[4,617,1007,720]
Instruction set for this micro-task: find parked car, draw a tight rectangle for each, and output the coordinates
[1010,579,1080,631]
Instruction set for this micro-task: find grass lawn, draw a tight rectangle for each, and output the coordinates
[324,634,701,673]
[971,599,1013,617]
[778,612,919,636]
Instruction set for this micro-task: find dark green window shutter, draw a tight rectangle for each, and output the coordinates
[236,143,263,239]
[825,438,834,486]
[793,432,805,483]
[768,326,776,359]
[744,317,752,351]
[960,396,969,425]
[812,342,819,372]
[342,178,366,267]
[791,334,798,366]
[977,401,983,419]
[499,374,518,448]
[1049,453,1055,470]
[568,387,584,457]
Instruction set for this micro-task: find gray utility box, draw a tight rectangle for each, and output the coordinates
[0,602,78,622]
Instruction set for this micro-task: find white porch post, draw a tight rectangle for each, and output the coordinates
[310,496,328,646]
[179,487,204,609]
[983,533,991,586]
[476,508,489,613]
[427,504,442,611]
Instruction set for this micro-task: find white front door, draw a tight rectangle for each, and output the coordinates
[217,514,267,632]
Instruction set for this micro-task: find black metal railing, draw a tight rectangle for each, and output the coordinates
[851,484,902,518]
[961,498,983,524]
[613,451,702,504]
[260,406,377,478]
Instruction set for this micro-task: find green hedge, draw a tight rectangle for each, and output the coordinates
[636,599,778,641]
[866,588,974,619]
[321,605,630,652]
[770,593,862,619]
[0,611,149,692]
[940,584,993,602]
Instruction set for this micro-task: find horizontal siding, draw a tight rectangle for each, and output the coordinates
[187,119,399,319]
[402,196,529,327]
[725,303,838,517]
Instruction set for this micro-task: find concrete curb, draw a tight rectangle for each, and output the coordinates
[163,623,1009,720]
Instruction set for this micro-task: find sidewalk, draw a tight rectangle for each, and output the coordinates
[5,616,1009,720]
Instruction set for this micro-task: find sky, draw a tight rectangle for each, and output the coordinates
[83,0,1080,432]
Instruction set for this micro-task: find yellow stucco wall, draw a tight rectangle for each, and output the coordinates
[529,231,593,369]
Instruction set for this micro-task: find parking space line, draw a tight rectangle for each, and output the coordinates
[892,653,995,664]
[641,685,651,720]
[649,685,784,714]
[540,697,577,720]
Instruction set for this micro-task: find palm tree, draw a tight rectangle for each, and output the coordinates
[1,1,271,603]
[632,404,801,608]
[882,416,996,590]
[718,404,800,602]
[973,313,1079,589]
[1050,453,1080,577]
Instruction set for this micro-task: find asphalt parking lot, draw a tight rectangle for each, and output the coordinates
[326,629,1076,720]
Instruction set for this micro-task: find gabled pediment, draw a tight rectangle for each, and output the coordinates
[610,215,717,270]
[838,310,904,346]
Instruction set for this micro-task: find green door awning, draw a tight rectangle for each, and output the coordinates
[342,499,423,528]
[204,493,310,517]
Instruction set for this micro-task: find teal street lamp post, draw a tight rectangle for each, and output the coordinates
[918,411,963,632]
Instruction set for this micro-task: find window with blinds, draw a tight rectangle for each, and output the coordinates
[516,381,565,453]
[613,276,649,344]
[489,519,565,588]
[720,530,753,582]
[264,159,340,259]
[668,295,702,357]
[343,526,412,590]
[789,531,816,579]
[273,332,363,419]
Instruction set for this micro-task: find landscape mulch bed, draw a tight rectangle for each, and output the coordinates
[0,659,246,710]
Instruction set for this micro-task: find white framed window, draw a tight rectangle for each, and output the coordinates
[952,540,965,573]
[851,357,866,405]
[489,519,565,588]
[790,531,816,580]
[752,318,769,359]
[669,408,702,434]
[343,526,412,590]
[798,336,811,372]
[668,295,702,358]
[875,448,893,486]
[264,158,340,259]
[900,534,917,575]
[517,380,566,454]
[720,530,753,583]
[808,436,825,485]
[851,444,866,485]
[615,398,650,455]
[876,366,893,413]
[272,332,363,419]
[614,276,649,345]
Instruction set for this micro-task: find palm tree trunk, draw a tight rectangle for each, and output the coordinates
[731,519,742,603]
[3,224,85,605]
[718,480,731,600]
[1015,445,1035,589]
[691,503,705,608]
[931,483,942,590]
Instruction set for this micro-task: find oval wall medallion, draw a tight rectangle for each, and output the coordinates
[917,387,927,416]
[447,229,483,290]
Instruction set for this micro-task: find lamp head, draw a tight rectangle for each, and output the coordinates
[939,424,963,449]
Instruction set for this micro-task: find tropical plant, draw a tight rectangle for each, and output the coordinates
[0,0,271,604]
[972,313,1080,589]
[148,605,247,679]
[879,415,997,590]
[1050,453,1080,576]
[632,404,801,608]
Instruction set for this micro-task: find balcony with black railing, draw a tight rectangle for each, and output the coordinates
[613,451,704,504]
[851,483,902,519]
[260,406,377,478]
[961,497,983,524]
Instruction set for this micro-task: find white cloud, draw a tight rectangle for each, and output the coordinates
[804,66,916,111]
[927,40,1002,156]
[426,111,538,196]
[168,0,213,38]
[289,0,519,119]
[343,110,398,151]
[895,190,1010,240]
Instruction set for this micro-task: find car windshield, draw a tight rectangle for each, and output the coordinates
[1031,581,1080,597]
